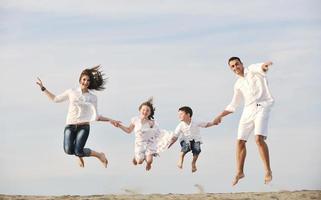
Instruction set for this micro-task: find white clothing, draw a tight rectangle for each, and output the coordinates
[237,104,271,140]
[54,87,99,125]
[225,63,274,112]
[130,117,173,160]
[225,63,274,140]
[173,120,208,144]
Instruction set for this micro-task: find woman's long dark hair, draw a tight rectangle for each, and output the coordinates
[139,97,155,120]
[79,65,106,91]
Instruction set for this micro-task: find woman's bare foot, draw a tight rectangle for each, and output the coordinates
[78,157,85,168]
[232,172,245,186]
[192,164,197,173]
[264,171,272,184]
[132,157,137,165]
[99,152,108,168]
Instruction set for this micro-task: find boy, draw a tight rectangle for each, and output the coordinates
[168,106,216,172]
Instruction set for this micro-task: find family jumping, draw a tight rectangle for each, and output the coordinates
[36,57,274,186]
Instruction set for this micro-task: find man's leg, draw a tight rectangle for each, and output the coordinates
[255,135,272,184]
[232,139,246,186]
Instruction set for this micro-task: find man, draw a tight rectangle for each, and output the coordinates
[214,57,274,185]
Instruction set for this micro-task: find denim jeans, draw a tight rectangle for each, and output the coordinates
[180,140,201,155]
[63,124,91,157]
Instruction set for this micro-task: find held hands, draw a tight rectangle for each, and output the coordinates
[213,115,222,125]
[110,120,121,127]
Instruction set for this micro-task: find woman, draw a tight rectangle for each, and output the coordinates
[36,65,119,168]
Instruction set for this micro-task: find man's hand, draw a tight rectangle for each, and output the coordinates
[262,61,273,72]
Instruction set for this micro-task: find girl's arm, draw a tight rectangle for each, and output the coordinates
[118,123,135,134]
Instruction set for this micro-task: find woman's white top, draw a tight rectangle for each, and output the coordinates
[53,87,99,125]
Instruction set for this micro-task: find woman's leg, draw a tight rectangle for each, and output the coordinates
[74,125,107,168]
[63,125,76,155]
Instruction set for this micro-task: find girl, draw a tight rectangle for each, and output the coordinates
[36,65,120,168]
[116,98,172,171]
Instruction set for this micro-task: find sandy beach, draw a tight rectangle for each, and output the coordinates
[0,190,320,200]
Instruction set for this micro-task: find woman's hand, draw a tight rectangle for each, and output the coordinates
[110,120,121,127]
[36,77,44,88]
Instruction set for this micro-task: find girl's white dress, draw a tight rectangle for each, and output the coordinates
[131,117,173,160]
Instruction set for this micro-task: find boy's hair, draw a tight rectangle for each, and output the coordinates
[178,106,193,117]
[228,57,242,64]
[139,97,155,120]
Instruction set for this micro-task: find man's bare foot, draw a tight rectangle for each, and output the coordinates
[99,152,108,168]
[78,157,85,168]
[132,158,137,165]
[146,163,152,171]
[192,164,197,173]
[232,173,245,186]
[177,161,183,169]
[264,171,272,184]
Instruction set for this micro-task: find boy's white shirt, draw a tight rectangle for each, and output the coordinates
[174,120,207,143]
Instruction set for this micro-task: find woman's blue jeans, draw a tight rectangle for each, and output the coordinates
[63,124,91,157]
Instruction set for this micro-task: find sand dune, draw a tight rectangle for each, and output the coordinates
[0,190,320,200]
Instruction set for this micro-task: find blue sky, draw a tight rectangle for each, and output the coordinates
[1,0,321,195]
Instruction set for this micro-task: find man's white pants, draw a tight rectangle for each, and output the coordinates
[237,104,272,141]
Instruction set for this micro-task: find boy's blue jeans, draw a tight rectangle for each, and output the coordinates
[180,140,201,156]
[63,124,91,157]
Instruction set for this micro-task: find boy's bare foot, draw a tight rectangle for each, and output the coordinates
[78,157,85,168]
[99,152,108,168]
[264,171,272,184]
[177,161,183,169]
[132,158,137,165]
[232,173,245,186]
[146,163,152,171]
[192,164,197,173]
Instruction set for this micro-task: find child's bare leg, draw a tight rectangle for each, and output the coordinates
[90,150,108,168]
[146,154,153,171]
[178,152,186,169]
[135,155,144,165]
[78,156,85,168]
[192,154,199,173]
[132,157,138,165]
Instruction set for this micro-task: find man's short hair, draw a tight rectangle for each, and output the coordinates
[178,106,193,117]
[228,57,242,64]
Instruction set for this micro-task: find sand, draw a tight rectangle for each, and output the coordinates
[0,190,320,200]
